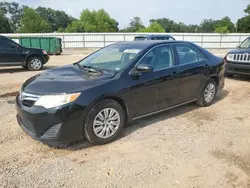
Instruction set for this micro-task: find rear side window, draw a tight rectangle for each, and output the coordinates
[174,43,207,65]
[0,38,13,49]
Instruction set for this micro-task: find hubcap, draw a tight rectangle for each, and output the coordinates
[204,83,216,103]
[93,108,120,139]
[30,59,42,70]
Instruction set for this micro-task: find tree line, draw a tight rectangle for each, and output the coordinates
[0,1,250,33]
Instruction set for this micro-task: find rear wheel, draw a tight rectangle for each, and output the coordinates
[197,79,217,107]
[84,99,125,145]
[27,57,43,71]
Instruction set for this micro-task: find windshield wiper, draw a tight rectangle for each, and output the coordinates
[81,65,102,73]
[74,63,101,73]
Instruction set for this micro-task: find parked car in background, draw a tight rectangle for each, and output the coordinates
[0,35,49,71]
[134,35,175,41]
[16,40,225,146]
[225,37,250,76]
[11,37,62,55]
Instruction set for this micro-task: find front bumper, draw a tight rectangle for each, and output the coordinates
[226,61,250,75]
[15,94,86,146]
[43,55,50,64]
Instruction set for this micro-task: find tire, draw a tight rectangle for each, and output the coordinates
[27,57,43,71]
[196,79,217,107]
[84,99,125,145]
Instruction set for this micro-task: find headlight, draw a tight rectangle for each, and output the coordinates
[34,93,81,109]
[42,50,47,55]
[226,54,234,61]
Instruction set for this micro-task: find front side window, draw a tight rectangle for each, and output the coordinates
[138,45,174,71]
[78,44,144,71]
[175,43,207,65]
[240,38,250,49]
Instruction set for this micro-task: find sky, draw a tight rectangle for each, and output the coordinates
[6,0,250,28]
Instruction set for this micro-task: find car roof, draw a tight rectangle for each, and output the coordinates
[135,35,174,38]
[0,35,10,39]
[116,40,185,48]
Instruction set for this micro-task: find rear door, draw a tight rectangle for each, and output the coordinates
[173,43,210,103]
[0,37,24,65]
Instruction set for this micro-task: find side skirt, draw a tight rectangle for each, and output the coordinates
[132,99,197,121]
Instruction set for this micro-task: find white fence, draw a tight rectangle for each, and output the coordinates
[3,33,250,49]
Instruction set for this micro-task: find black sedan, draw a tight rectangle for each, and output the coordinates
[16,41,225,146]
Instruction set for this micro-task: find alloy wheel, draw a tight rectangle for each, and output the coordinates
[204,83,216,103]
[93,108,121,139]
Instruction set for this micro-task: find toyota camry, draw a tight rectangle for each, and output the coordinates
[16,41,225,146]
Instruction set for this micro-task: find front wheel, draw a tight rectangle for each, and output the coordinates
[84,99,125,145]
[197,79,217,107]
[27,57,43,71]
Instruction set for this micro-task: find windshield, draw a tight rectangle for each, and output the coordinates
[78,44,143,71]
[240,38,250,49]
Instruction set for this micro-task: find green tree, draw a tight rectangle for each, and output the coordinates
[214,16,235,33]
[150,18,173,32]
[78,9,118,32]
[244,4,250,15]
[150,18,199,33]
[199,19,218,33]
[237,4,250,32]
[20,8,51,33]
[0,2,27,32]
[0,8,13,33]
[36,7,75,32]
[138,22,165,32]
[126,17,145,32]
[65,20,84,32]
[57,27,64,32]
[214,26,230,33]
[237,16,250,33]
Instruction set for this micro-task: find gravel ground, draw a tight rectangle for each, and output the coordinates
[0,49,250,188]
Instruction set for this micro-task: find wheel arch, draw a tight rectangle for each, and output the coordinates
[209,75,219,87]
[25,53,44,66]
[87,95,130,125]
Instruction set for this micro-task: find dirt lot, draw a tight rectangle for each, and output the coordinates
[1,49,250,188]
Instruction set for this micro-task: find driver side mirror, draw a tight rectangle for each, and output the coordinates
[136,64,153,73]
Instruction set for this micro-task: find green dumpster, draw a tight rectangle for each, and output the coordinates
[11,37,62,55]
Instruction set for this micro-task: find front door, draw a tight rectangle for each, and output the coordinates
[129,45,180,118]
[0,37,24,65]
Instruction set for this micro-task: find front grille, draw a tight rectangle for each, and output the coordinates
[20,92,40,107]
[232,53,250,63]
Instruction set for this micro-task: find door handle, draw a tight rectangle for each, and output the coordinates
[204,64,209,68]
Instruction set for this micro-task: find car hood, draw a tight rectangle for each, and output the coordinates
[22,65,116,95]
[228,48,250,54]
